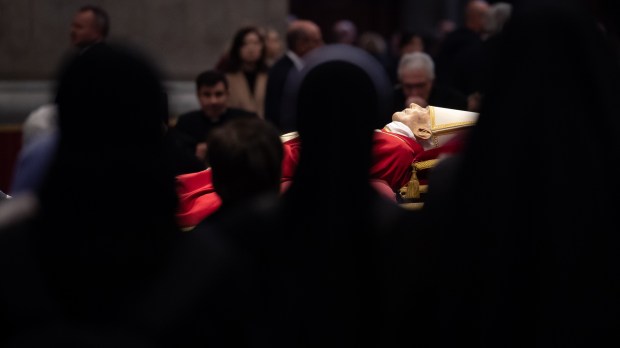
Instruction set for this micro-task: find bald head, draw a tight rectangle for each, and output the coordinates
[465,0,490,34]
[332,19,358,45]
[287,20,323,57]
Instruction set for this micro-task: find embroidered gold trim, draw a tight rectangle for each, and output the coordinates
[432,121,476,133]
[413,159,439,171]
[427,106,475,147]
[399,202,425,210]
[428,107,439,148]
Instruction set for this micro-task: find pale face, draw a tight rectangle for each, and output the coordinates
[239,32,263,64]
[265,30,283,59]
[70,10,103,48]
[198,82,228,120]
[400,68,433,102]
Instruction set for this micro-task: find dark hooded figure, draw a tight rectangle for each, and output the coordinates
[421,1,620,347]
[190,44,432,347]
[0,43,185,346]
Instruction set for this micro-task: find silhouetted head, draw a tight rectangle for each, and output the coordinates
[207,118,283,207]
[47,42,175,223]
[288,44,392,192]
[55,43,167,154]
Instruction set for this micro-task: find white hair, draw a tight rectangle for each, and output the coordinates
[397,52,435,80]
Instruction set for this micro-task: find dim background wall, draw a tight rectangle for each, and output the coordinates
[0,0,289,80]
[0,0,287,193]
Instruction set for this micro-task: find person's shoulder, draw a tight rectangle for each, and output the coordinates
[271,55,294,70]
[177,109,202,118]
[225,108,259,119]
[176,110,203,123]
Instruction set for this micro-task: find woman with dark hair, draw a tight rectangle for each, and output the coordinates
[218,26,269,119]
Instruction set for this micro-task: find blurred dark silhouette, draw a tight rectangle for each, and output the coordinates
[0,42,192,346]
[422,1,620,346]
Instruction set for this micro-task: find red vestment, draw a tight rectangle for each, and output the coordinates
[176,130,425,228]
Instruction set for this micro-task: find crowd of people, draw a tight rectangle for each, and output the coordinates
[2,0,620,346]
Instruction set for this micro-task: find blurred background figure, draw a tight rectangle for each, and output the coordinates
[387,31,427,83]
[10,4,112,197]
[393,51,467,112]
[434,0,490,97]
[422,1,620,347]
[70,4,109,51]
[483,2,512,39]
[10,104,58,195]
[331,19,358,45]
[265,19,323,131]
[262,26,285,67]
[398,31,426,56]
[465,1,513,112]
[358,30,392,79]
[218,26,269,119]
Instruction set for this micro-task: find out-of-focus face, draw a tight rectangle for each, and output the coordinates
[468,0,491,34]
[265,30,283,60]
[198,82,228,120]
[70,10,103,48]
[240,31,263,64]
[400,68,433,103]
[298,24,324,57]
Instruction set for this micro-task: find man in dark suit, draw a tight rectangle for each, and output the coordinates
[433,0,490,97]
[264,19,323,132]
[70,5,109,52]
[174,70,258,165]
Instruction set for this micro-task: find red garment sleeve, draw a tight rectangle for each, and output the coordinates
[175,169,221,228]
[370,130,424,191]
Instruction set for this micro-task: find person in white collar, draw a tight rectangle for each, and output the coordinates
[265,19,323,131]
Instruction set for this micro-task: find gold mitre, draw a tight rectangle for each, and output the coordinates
[392,103,478,150]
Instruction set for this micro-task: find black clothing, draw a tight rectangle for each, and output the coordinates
[264,54,295,131]
[433,27,484,96]
[174,108,257,146]
[0,42,205,347]
[163,127,206,175]
[422,2,620,347]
